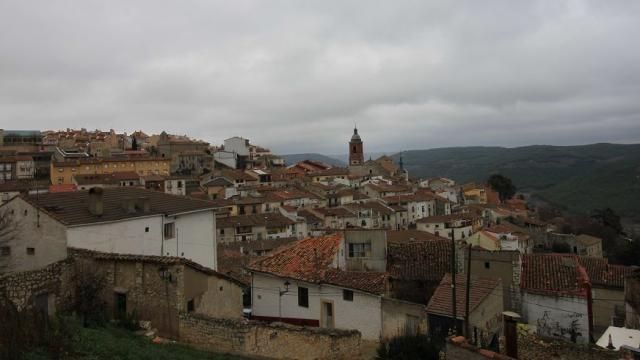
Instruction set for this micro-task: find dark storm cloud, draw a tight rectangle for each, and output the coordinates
[1,0,639,154]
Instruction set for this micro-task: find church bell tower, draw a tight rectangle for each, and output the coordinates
[349,127,364,166]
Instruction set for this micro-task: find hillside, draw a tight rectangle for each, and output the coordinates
[280,153,346,167]
[392,143,640,217]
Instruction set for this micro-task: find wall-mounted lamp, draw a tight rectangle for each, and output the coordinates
[280,280,291,296]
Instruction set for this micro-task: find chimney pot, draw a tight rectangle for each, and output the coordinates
[136,197,151,213]
[88,187,104,216]
[121,198,136,214]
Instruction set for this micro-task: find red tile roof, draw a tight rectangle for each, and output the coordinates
[248,234,388,294]
[578,256,633,289]
[248,235,341,283]
[48,184,77,193]
[323,269,388,294]
[427,273,501,319]
[521,254,589,297]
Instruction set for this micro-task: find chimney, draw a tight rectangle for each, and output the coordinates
[136,197,151,213]
[88,187,104,216]
[121,198,136,214]
[502,311,520,359]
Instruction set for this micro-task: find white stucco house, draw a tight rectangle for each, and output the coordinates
[0,187,220,273]
[520,254,593,344]
[248,232,428,341]
[416,213,480,240]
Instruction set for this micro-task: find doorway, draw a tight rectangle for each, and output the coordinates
[115,292,127,320]
[321,301,334,329]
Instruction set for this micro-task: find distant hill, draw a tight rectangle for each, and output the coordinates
[280,153,346,167]
[391,143,640,217]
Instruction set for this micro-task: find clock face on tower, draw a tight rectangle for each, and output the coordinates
[349,127,364,166]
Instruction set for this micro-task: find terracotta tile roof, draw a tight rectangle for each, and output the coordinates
[427,273,501,319]
[521,254,589,297]
[247,234,388,294]
[248,235,342,283]
[69,247,244,287]
[323,269,388,295]
[387,240,451,281]
[48,184,78,193]
[217,212,295,229]
[578,256,633,289]
[21,187,219,226]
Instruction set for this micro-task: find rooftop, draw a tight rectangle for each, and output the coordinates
[427,273,501,319]
[16,187,220,226]
[248,234,388,295]
[387,240,451,281]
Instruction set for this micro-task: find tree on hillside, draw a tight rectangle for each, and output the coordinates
[591,208,623,234]
[487,174,516,202]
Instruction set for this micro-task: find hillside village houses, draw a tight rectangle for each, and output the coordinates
[1,126,639,359]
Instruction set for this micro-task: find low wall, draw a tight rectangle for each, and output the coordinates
[0,258,74,310]
[179,314,362,360]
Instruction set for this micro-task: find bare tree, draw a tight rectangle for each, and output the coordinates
[0,209,17,273]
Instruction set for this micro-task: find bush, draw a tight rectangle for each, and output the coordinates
[376,334,443,360]
[0,293,76,360]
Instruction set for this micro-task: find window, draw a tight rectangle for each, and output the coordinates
[164,223,175,239]
[145,227,149,233]
[26,247,35,255]
[177,181,183,188]
[0,247,10,256]
[484,261,490,269]
[187,299,195,313]
[298,287,309,308]
[343,290,354,301]
[220,228,224,235]
[348,242,372,258]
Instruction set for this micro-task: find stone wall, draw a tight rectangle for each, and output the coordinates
[179,314,362,360]
[0,258,75,311]
[445,336,513,360]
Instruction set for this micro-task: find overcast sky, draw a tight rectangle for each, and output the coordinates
[1,1,639,154]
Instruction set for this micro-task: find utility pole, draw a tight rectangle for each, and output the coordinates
[465,243,472,339]
[450,223,458,336]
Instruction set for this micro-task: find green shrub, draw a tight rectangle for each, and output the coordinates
[376,334,443,360]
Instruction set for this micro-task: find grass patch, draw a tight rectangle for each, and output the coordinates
[25,322,245,360]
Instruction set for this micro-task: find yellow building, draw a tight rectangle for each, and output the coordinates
[50,157,171,184]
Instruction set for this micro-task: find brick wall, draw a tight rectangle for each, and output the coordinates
[179,314,361,360]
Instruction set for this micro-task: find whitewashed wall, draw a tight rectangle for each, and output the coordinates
[521,292,589,344]
[252,272,383,340]
[67,210,217,270]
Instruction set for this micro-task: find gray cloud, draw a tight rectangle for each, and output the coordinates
[1,0,639,154]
